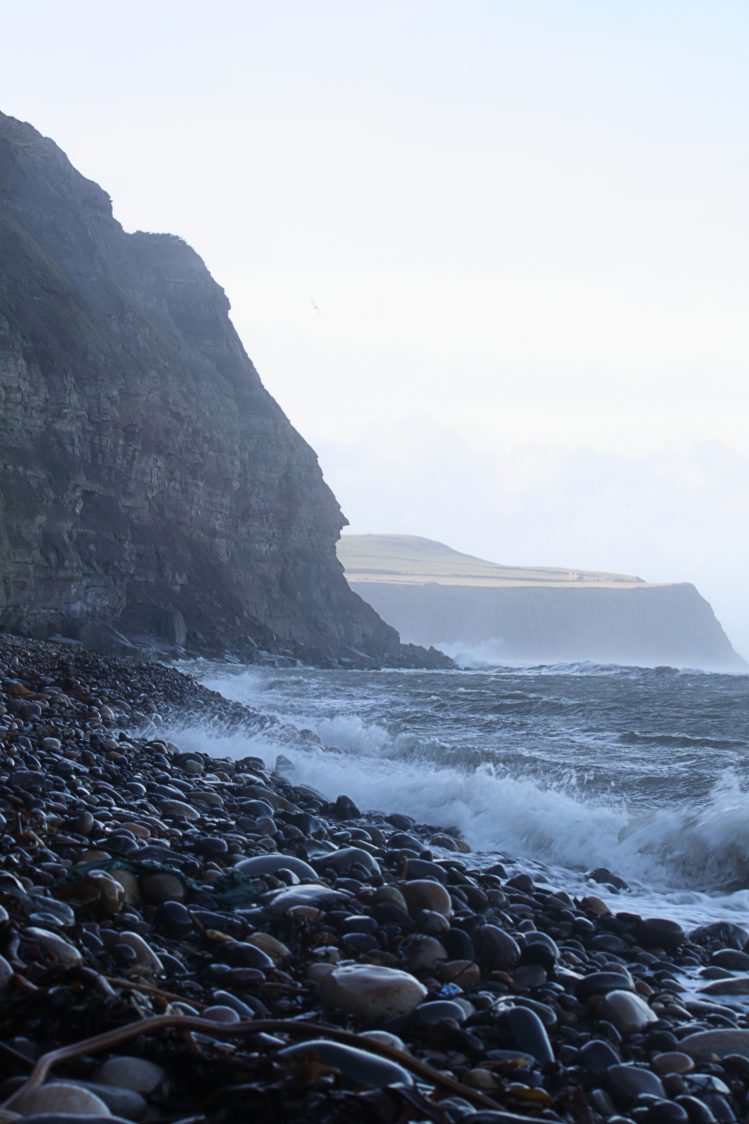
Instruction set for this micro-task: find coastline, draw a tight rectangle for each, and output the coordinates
[1,634,748,1123]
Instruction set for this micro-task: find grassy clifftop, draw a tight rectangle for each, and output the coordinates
[338,534,648,589]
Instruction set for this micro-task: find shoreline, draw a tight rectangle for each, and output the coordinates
[1,634,748,1123]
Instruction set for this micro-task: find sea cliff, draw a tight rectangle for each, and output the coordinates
[0,112,446,668]
[339,535,744,669]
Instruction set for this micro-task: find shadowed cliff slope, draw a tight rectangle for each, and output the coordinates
[339,535,744,669]
[0,113,447,667]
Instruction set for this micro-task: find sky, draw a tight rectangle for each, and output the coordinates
[4,1,749,655]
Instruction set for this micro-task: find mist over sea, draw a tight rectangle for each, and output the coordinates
[163,655,749,933]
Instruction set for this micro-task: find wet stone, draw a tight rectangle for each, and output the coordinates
[314,846,381,878]
[579,1037,622,1074]
[15,1084,112,1117]
[680,1031,749,1060]
[320,963,427,1020]
[279,1039,413,1087]
[266,883,351,913]
[400,878,452,917]
[95,1055,165,1093]
[577,970,635,1002]
[675,1095,718,1124]
[645,1101,691,1124]
[235,853,317,880]
[636,917,686,951]
[652,1052,695,1076]
[607,1063,666,1102]
[710,949,749,971]
[498,1005,554,1064]
[597,990,658,1034]
[139,872,185,904]
[412,999,469,1025]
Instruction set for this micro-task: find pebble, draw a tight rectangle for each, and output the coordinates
[235,853,318,880]
[412,999,468,1025]
[112,932,163,973]
[400,879,452,917]
[23,928,82,968]
[652,1051,695,1075]
[0,635,746,1124]
[700,976,749,995]
[95,1055,165,1094]
[278,1039,413,1087]
[266,883,351,913]
[597,989,658,1033]
[680,1030,749,1060]
[607,1063,666,1101]
[15,1084,112,1116]
[499,1006,554,1063]
[320,963,427,1019]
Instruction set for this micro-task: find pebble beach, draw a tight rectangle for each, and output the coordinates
[2,635,749,1124]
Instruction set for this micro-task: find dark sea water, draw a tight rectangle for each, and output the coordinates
[168,660,749,931]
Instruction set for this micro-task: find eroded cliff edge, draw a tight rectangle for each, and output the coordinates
[0,113,447,667]
[339,535,745,669]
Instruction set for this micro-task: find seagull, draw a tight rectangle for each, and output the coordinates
[309,298,321,315]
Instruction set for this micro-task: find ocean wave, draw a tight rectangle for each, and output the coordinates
[620,730,746,750]
[166,705,749,897]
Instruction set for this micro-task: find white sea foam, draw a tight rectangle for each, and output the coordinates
[165,662,749,926]
[166,717,749,896]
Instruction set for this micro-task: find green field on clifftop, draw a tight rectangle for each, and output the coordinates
[338,534,651,589]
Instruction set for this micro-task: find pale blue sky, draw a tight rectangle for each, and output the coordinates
[4,2,749,655]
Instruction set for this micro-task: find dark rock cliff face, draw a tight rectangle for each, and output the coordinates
[0,112,447,667]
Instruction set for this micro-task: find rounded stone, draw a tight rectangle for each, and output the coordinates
[160,799,200,821]
[202,1004,241,1023]
[320,963,427,1020]
[680,1030,749,1060]
[266,883,350,913]
[635,917,686,951]
[24,928,82,968]
[113,931,163,973]
[606,1063,665,1102]
[140,872,185,904]
[247,932,291,962]
[413,999,468,1025]
[474,925,520,970]
[222,941,274,970]
[576,971,634,1003]
[700,975,749,995]
[279,1039,412,1087]
[651,1052,694,1076]
[596,989,657,1034]
[403,934,448,971]
[579,1038,622,1075]
[312,847,381,879]
[16,1084,111,1116]
[235,854,317,880]
[95,1054,165,1093]
[400,879,452,918]
[711,948,749,970]
[498,1006,554,1064]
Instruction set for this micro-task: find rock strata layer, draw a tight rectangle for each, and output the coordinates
[0,112,447,669]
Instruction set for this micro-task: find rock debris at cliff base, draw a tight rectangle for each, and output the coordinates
[2,635,749,1123]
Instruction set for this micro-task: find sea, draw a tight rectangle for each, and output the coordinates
[165,653,749,935]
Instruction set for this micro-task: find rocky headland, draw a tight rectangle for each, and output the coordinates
[339,536,744,670]
[0,112,446,670]
[2,634,749,1122]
